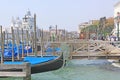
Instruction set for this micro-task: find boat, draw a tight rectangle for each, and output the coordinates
[1,42,64,74]
[4,43,32,58]
[0,12,64,74]
[31,53,63,74]
[3,52,64,74]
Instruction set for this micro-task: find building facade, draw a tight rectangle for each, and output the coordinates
[112,1,120,39]
[10,10,35,33]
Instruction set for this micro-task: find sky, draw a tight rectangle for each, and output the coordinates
[0,0,119,31]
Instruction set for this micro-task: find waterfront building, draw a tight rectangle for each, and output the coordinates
[22,10,34,32]
[7,10,41,40]
[10,10,37,33]
[78,21,96,39]
[49,26,67,41]
[78,22,90,34]
[112,1,120,40]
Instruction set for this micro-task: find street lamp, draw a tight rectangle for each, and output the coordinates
[117,12,120,41]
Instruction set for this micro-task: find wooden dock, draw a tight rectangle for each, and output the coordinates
[72,55,120,59]
[0,62,31,80]
[0,20,33,80]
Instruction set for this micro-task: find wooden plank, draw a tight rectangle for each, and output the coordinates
[72,55,120,57]
[0,64,27,69]
[0,63,31,79]
[0,72,26,77]
[36,40,120,44]
[72,55,120,59]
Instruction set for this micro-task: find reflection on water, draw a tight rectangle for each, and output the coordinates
[1,59,120,80]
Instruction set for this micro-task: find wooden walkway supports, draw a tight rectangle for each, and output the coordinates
[68,40,120,59]
[41,40,120,60]
[0,62,31,80]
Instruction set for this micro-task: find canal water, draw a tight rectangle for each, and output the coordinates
[1,59,120,80]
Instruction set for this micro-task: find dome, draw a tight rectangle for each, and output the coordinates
[16,17,21,23]
[26,9,31,16]
[16,17,20,21]
[11,16,15,24]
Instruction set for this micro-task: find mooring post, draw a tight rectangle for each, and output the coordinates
[69,43,73,59]
[16,28,20,60]
[30,32,34,55]
[34,13,37,56]
[40,29,44,57]
[87,41,90,59]
[21,28,24,58]
[23,62,31,80]
[11,27,15,62]
[1,27,4,64]
[26,30,29,56]
[6,29,9,49]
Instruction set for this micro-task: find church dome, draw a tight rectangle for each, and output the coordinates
[26,9,31,17]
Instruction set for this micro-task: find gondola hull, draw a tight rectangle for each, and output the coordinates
[31,54,63,74]
[2,53,64,74]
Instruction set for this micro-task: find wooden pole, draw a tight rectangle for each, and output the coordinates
[21,28,24,58]
[64,29,66,41]
[31,32,34,55]
[23,63,31,80]
[40,29,43,57]
[87,41,90,59]
[11,27,15,62]
[1,26,4,64]
[26,30,29,56]
[6,29,9,49]
[56,25,57,41]
[69,43,73,59]
[34,13,37,56]
[2,31,5,60]
[16,28,20,60]
[49,27,51,41]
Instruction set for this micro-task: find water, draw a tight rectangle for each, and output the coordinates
[1,59,120,80]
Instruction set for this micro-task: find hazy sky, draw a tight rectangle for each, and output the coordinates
[0,0,119,31]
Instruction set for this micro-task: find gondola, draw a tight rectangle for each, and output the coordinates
[1,42,64,74]
[31,53,64,74]
[3,52,64,74]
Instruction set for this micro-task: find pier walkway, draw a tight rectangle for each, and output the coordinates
[36,40,120,60]
[68,40,120,59]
